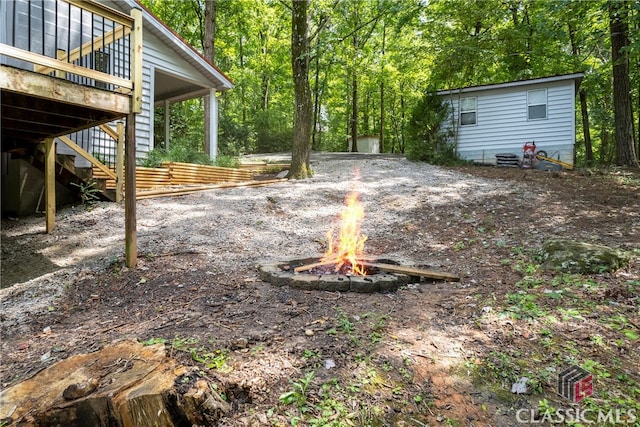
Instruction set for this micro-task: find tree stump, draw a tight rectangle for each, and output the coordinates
[0,340,230,426]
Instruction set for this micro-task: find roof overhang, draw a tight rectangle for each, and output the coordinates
[102,0,233,94]
[437,73,584,96]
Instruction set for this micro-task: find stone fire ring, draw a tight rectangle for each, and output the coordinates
[257,256,412,293]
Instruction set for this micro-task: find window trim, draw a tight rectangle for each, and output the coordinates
[527,89,547,120]
[460,96,477,126]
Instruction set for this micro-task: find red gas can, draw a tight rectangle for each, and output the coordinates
[522,141,536,168]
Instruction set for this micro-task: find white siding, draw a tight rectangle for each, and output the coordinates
[442,80,577,165]
[92,30,210,160]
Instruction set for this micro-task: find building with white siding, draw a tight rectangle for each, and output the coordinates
[437,73,584,166]
[105,0,233,162]
[1,0,233,168]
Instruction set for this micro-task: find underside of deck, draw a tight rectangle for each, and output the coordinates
[1,65,130,150]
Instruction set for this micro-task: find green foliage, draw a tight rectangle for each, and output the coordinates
[406,90,457,164]
[141,145,213,168]
[71,180,102,207]
[279,370,315,408]
[137,0,639,166]
[213,155,240,168]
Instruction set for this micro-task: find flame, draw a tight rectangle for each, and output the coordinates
[321,190,368,275]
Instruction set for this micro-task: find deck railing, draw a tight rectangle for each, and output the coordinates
[0,0,142,112]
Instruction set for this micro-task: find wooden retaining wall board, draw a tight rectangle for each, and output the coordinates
[136,179,286,200]
[92,162,254,190]
[238,163,291,172]
[161,162,252,184]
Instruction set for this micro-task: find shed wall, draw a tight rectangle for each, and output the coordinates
[441,80,577,165]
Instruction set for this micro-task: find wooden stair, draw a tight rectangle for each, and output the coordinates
[30,146,116,202]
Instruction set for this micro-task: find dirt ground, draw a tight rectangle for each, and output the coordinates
[1,155,639,426]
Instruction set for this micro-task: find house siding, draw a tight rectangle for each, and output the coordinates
[441,79,578,165]
[3,0,227,166]
[91,29,211,162]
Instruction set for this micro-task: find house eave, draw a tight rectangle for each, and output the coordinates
[105,0,233,92]
[437,73,584,96]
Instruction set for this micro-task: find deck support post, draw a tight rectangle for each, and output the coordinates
[208,89,218,161]
[44,137,55,233]
[116,121,125,203]
[125,113,137,268]
[164,99,170,150]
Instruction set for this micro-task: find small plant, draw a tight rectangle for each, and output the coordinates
[335,308,355,334]
[605,315,639,340]
[279,371,315,409]
[190,348,230,371]
[302,349,321,360]
[504,292,546,320]
[141,337,167,346]
[71,179,101,207]
[453,241,465,251]
[513,260,538,275]
[171,336,199,351]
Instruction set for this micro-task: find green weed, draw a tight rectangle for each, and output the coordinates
[279,371,315,409]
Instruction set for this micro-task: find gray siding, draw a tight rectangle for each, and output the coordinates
[442,80,577,165]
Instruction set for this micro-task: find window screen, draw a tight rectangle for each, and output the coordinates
[460,97,477,125]
[528,89,547,120]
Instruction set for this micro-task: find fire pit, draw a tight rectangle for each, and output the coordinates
[258,173,459,292]
[257,256,413,293]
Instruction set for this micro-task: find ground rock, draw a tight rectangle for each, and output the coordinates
[540,239,631,274]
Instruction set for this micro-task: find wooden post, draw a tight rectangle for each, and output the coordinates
[164,99,170,150]
[208,89,218,160]
[125,6,142,267]
[130,8,143,114]
[44,138,55,233]
[116,121,125,202]
[125,114,137,267]
[55,49,65,78]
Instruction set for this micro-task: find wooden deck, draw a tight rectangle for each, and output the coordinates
[1,1,143,266]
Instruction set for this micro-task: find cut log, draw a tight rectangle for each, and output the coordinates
[0,340,230,426]
[360,262,460,281]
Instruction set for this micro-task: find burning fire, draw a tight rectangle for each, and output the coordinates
[320,190,368,275]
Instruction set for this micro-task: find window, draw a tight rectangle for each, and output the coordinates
[528,89,547,120]
[460,97,477,125]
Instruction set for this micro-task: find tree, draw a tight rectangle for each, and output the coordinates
[609,0,638,167]
[289,0,313,178]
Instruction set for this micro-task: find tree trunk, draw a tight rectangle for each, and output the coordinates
[399,93,406,153]
[351,74,358,152]
[0,341,230,426]
[609,0,638,167]
[379,22,386,153]
[380,81,385,153]
[568,20,593,163]
[312,37,321,151]
[203,0,216,157]
[350,28,359,153]
[579,89,593,163]
[289,0,312,178]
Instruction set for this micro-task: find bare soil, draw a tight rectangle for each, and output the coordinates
[1,154,639,426]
